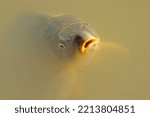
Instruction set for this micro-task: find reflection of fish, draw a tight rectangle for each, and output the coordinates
[0,13,100,99]
[93,41,129,62]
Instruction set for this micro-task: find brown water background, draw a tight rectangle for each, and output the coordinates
[0,0,150,99]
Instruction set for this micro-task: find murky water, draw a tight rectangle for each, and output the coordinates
[0,0,150,99]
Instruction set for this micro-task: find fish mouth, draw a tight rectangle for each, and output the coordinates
[80,37,99,54]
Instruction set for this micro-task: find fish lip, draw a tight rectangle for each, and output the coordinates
[80,38,99,54]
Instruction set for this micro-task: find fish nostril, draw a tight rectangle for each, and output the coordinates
[74,35,83,45]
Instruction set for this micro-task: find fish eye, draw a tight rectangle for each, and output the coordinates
[59,43,66,49]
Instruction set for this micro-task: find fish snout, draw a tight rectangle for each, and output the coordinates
[79,32,99,54]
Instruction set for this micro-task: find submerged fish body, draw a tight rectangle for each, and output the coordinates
[0,12,100,99]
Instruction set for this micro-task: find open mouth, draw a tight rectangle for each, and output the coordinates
[80,38,99,53]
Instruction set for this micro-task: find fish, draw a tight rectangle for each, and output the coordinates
[13,13,100,67]
[0,12,100,99]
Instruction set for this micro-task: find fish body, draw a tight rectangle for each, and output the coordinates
[0,12,100,99]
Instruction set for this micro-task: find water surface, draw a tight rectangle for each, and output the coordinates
[0,0,150,99]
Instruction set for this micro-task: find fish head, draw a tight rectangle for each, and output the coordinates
[47,15,100,64]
